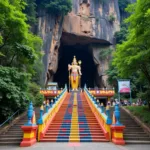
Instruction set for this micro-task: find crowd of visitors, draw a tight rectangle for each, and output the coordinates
[110,98,147,106]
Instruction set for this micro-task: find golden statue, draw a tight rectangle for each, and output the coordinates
[68,56,82,91]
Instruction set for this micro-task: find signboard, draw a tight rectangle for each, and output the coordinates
[118,80,131,93]
[96,90,100,94]
[46,82,58,90]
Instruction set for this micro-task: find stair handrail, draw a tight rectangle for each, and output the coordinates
[37,85,68,141]
[84,86,125,145]
[86,88,115,91]
[20,102,38,147]
[84,86,112,140]
[0,109,22,128]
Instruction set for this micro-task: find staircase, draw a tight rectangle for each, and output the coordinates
[40,92,108,142]
[0,108,40,145]
[120,107,150,144]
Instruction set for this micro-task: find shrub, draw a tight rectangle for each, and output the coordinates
[99,48,114,60]
[28,82,44,106]
[39,0,72,16]
[126,106,150,125]
[35,93,44,106]
[0,67,30,123]
[108,14,115,23]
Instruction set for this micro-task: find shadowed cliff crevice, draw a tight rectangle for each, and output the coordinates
[61,32,111,46]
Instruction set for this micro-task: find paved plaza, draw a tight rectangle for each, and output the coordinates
[0,143,150,150]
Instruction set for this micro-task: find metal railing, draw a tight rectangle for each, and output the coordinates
[87,88,115,91]
[40,88,63,90]
[0,109,22,128]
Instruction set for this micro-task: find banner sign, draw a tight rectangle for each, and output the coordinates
[118,80,131,93]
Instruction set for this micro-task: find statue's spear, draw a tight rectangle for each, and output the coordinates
[68,65,70,92]
[78,60,82,90]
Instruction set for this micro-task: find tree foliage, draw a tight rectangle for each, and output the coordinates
[0,0,44,122]
[24,0,37,24]
[118,0,130,12]
[0,67,30,122]
[27,82,44,106]
[113,0,150,82]
[99,48,114,60]
[36,0,72,16]
[115,23,128,44]
[112,0,150,108]
[106,62,118,87]
[0,0,42,72]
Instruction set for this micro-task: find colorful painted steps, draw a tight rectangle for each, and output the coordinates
[40,92,109,142]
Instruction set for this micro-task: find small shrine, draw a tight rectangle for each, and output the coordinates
[40,82,62,97]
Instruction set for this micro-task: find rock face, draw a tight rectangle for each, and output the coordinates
[37,0,121,87]
[91,44,113,88]
[37,10,63,84]
[63,0,120,44]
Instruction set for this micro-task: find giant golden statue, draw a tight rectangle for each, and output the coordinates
[68,56,82,91]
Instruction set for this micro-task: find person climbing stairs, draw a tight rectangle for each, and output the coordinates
[40,91,109,142]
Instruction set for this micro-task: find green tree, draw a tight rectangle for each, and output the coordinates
[0,67,30,122]
[0,0,43,122]
[32,56,44,86]
[106,62,118,87]
[28,82,44,106]
[115,23,128,44]
[113,0,150,108]
[0,0,42,71]
[24,0,37,24]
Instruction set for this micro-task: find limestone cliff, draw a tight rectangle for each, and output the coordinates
[37,0,123,87]
[37,10,63,84]
[63,0,120,44]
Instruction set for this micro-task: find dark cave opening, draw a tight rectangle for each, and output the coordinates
[54,44,97,88]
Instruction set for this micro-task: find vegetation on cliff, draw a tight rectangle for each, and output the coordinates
[99,0,130,12]
[25,0,72,22]
[38,0,72,16]
[24,0,37,24]
[118,0,130,12]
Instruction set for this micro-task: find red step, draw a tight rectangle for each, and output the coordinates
[40,92,108,142]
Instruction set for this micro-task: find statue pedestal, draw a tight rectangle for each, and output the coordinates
[20,125,38,147]
[111,125,125,145]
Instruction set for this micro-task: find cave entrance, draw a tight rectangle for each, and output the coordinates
[54,44,97,88]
